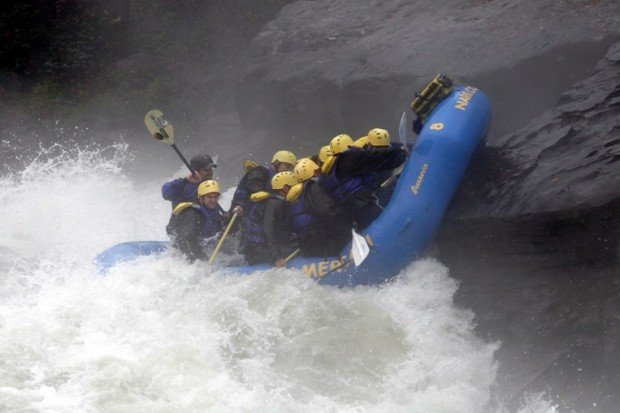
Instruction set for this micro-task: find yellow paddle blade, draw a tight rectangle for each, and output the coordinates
[144,109,175,145]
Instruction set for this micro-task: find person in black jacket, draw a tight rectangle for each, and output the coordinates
[320,132,407,229]
[289,159,351,257]
[229,150,297,216]
[241,172,299,267]
[166,180,225,262]
[364,128,408,206]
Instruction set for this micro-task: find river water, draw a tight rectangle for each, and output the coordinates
[0,142,558,412]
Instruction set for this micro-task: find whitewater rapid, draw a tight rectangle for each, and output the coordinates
[0,143,558,412]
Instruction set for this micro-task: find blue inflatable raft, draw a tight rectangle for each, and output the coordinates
[95,85,491,286]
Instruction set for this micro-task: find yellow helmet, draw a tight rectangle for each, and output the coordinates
[197,180,220,196]
[353,136,369,148]
[330,134,354,154]
[294,158,320,182]
[272,150,297,166]
[318,145,332,163]
[367,128,390,147]
[271,171,298,190]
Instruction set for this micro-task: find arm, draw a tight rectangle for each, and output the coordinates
[162,178,198,204]
[334,146,407,179]
[162,178,186,201]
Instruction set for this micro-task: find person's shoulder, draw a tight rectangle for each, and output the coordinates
[187,204,204,215]
[242,165,268,181]
[177,204,204,222]
[369,146,393,152]
[249,164,269,174]
[338,147,362,158]
[163,177,186,186]
[337,147,367,163]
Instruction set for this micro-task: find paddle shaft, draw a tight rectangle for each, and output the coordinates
[399,111,408,147]
[322,258,352,278]
[284,248,301,264]
[208,213,238,265]
[380,114,410,189]
[380,164,405,188]
[171,143,195,174]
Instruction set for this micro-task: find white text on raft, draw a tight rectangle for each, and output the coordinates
[455,86,478,111]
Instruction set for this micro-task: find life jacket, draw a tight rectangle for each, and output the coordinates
[172,202,224,238]
[319,160,366,206]
[241,191,279,245]
[287,182,323,235]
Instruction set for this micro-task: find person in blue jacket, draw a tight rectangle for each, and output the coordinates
[162,154,216,209]
[320,131,407,229]
[165,180,225,262]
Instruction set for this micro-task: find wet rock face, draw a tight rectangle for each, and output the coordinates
[451,41,620,219]
[235,0,619,154]
[498,43,620,215]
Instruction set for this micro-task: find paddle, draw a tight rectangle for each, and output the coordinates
[208,213,238,265]
[322,229,371,277]
[284,248,301,263]
[350,229,370,266]
[380,112,410,189]
[399,111,409,148]
[144,109,195,174]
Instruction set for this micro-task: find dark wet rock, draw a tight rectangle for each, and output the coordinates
[450,41,620,219]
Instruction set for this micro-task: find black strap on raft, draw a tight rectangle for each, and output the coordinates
[410,74,453,133]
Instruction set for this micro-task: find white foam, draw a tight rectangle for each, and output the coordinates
[0,142,558,412]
